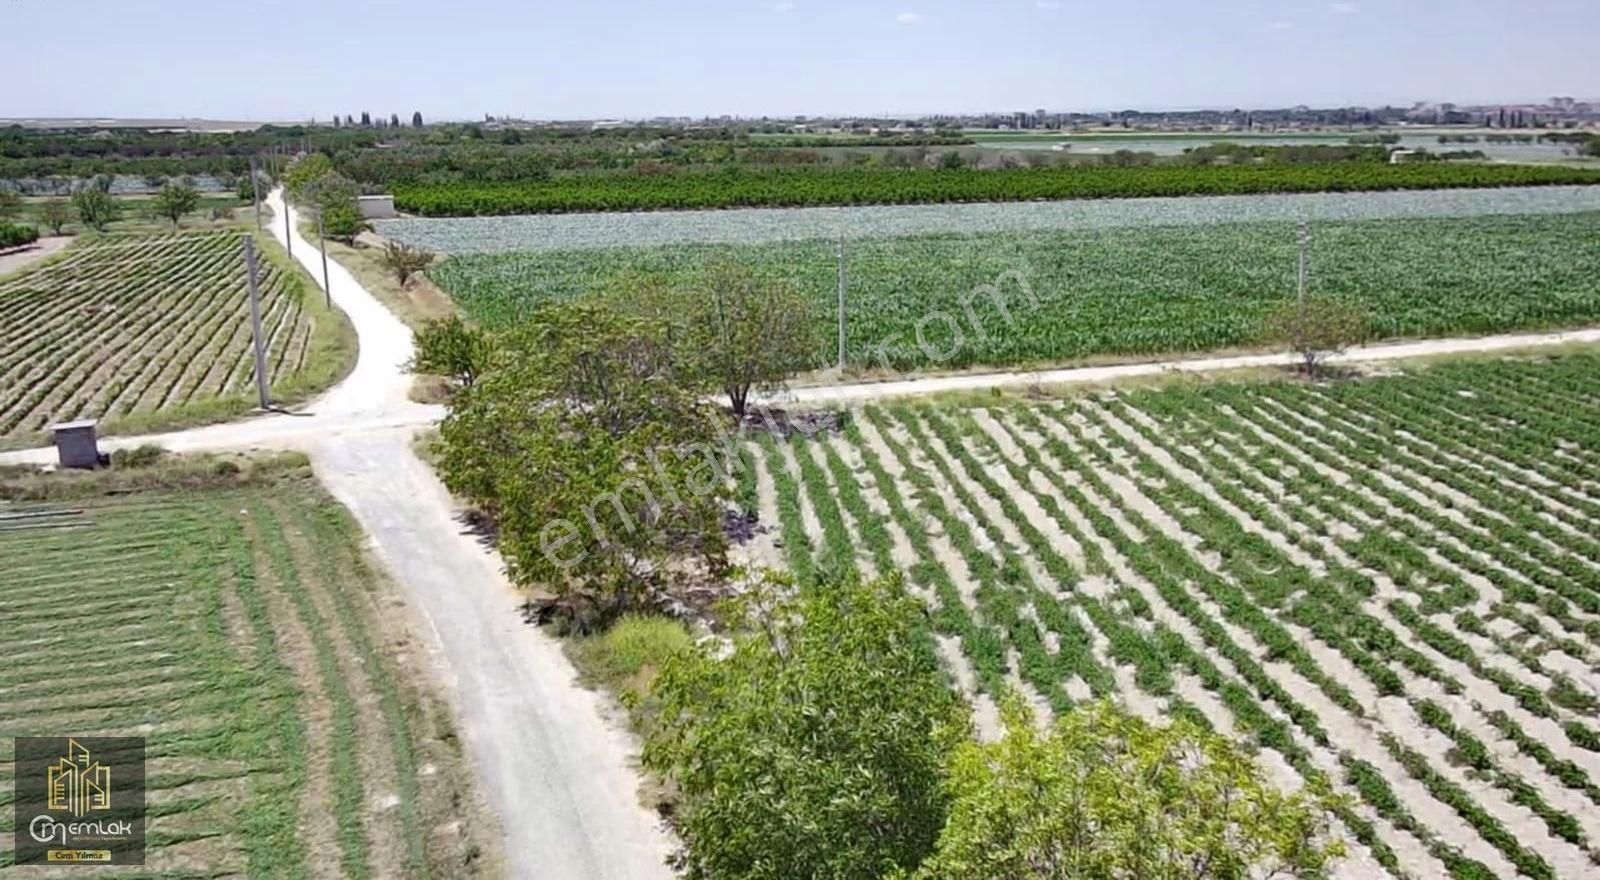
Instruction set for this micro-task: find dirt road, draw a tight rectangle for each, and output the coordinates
[314,430,673,878]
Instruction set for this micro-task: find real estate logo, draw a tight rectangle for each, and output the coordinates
[13,736,145,866]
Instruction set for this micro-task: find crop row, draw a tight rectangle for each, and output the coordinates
[0,229,337,439]
[750,352,1600,878]
[433,210,1600,372]
[377,184,1600,254]
[392,162,1600,215]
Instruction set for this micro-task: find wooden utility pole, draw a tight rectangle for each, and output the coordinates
[836,233,848,372]
[242,236,271,409]
[1297,220,1311,304]
[317,212,331,309]
[249,157,262,230]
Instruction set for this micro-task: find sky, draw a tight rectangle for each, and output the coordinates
[4,1,1597,121]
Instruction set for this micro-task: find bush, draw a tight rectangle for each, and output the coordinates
[914,696,1347,880]
[0,223,40,249]
[0,188,20,219]
[1260,294,1369,377]
[110,444,167,469]
[588,615,694,681]
[382,241,436,286]
[412,316,492,388]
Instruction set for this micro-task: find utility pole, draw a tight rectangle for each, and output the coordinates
[836,232,848,372]
[317,211,331,309]
[242,236,271,409]
[1297,220,1311,304]
[285,195,293,258]
[249,157,261,231]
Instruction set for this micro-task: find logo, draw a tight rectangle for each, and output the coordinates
[48,739,112,818]
[12,736,145,866]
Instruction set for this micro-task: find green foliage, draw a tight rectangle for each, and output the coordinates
[598,263,822,417]
[915,697,1346,880]
[643,573,967,880]
[39,199,71,234]
[393,163,1600,215]
[381,241,436,286]
[71,187,122,231]
[1260,294,1370,376]
[319,198,366,240]
[411,316,493,388]
[583,614,694,683]
[433,211,1600,373]
[0,222,39,249]
[152,183,202,225]
[0,188,20,219]
[284,153,336,203]
[437,300,730,628]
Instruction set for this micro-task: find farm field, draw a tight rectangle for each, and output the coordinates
[739,353,1600,879]
[0,467,495,876]
[391,162,1600,216]
[430,210,1600,371]
[378,184,1600,254]
[0,228,354,443]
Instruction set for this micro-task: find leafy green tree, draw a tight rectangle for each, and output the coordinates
[39,199,71,234]
[151,183,201,226]
[600,264,821,419]
[690,262,821,419]
[914,697,1346,880]
[283,153,335,203]
[1261,294,1369,377]
[644,574,966,880]
[437,300,729,629]
[412,316,492,388]
[0,188,20,220]
[71,188,122,231]
[302,171,364,240]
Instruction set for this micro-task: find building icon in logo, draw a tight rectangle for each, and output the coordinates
[47,739,111,818]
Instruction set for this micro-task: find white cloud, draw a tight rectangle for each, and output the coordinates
[1035,1,1063,9]
[1266,20,1294,31]
[1329,1,1359,13]
[896,11,922,25]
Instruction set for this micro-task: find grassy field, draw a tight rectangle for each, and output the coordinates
[0,458,499,877]
[736,353,1600,878]
[430,211,1600,372]
[0,226,354,445]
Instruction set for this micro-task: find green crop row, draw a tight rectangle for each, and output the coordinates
[395,162,1600,215]
[432,211,1600,372]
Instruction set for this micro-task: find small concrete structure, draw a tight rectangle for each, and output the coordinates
[358,194,398,220]
[50,419,101,470]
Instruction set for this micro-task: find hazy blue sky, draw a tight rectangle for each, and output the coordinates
[5,1,1596,121]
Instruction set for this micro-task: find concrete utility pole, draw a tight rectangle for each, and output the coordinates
[836,232,848,372]
[285,196,293,258]
[1297,220,1311,304]
[317,211,331,309]
[249,157,262,231]
[242,236,271,409]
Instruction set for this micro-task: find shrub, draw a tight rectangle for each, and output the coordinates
[914,696,1347,880]
[0,223,40,249]
[0,188,20,219]
[1260,294,1369,377]
[412,316,492,388]
[111,444,167,469]
[382,241,435,285]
